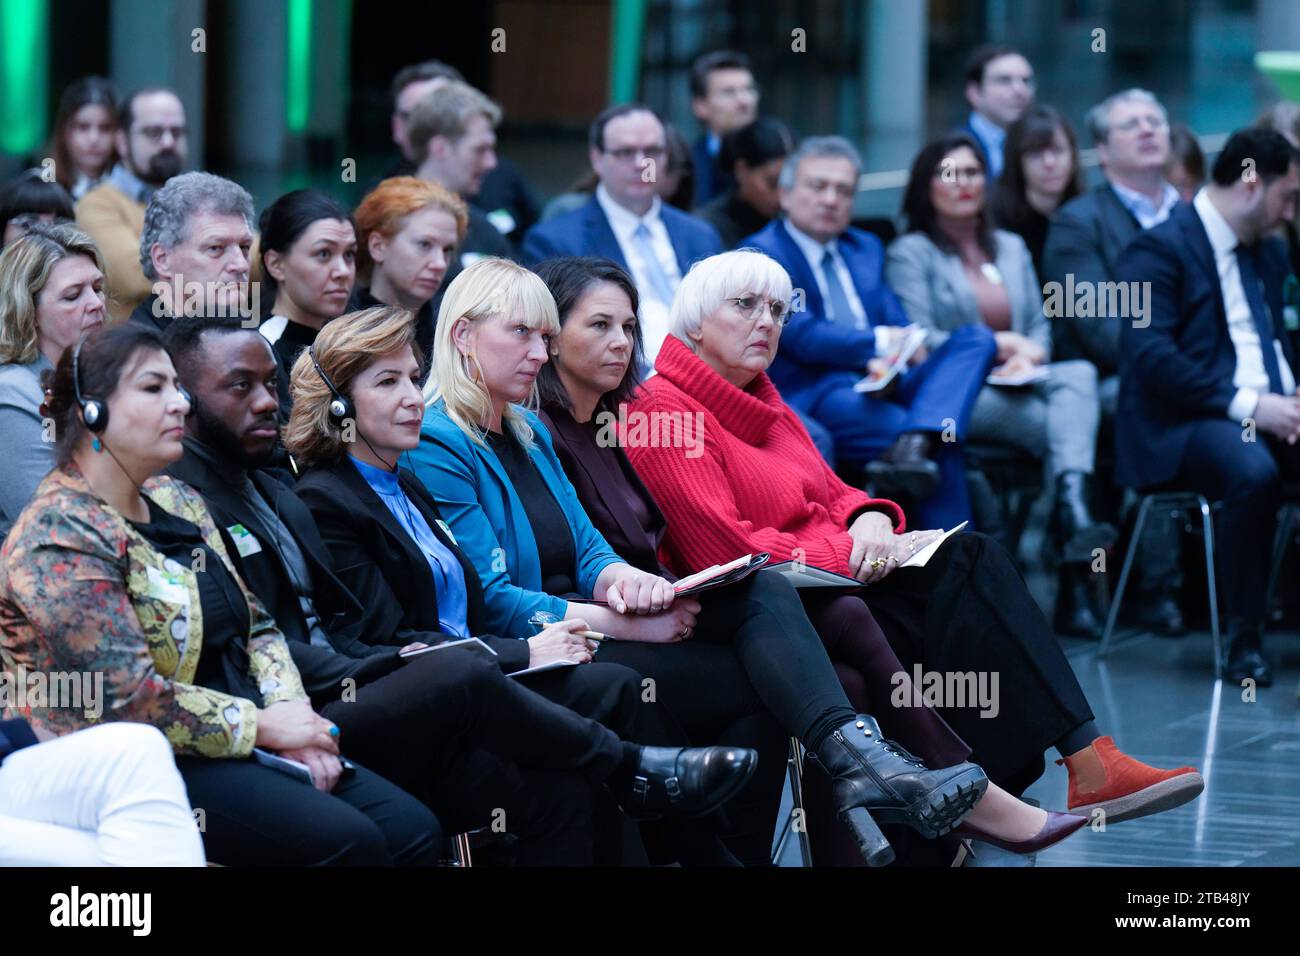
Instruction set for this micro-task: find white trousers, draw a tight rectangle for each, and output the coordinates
[0,722,205,866]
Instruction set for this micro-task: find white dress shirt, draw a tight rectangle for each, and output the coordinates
[595,185,682,364]
[1110,179,1180,230]
[1192,188,1296,421]
[782,220,897,350]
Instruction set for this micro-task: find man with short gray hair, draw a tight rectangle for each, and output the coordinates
[129,171,255,332]
[1041,89,1186,636]
[742,136,996,529]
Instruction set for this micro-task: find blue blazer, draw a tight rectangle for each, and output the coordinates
[1116,201,1296,490]
[691,134,732,208]
[406,400,624,637]
[741,218,910,410]
[521,196,723,273]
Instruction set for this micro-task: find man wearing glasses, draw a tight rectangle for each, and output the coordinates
[742,136,996,521]
[1042,89,1187,638]
[963,45,1036,180]
[76,88,188,321]
[522,103,723,365]
[689,50,760,208]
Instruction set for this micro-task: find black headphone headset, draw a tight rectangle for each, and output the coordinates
[73,334,194,435]
[309,344,354,426]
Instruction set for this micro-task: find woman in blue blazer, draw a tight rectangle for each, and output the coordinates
[408,257,1016,867]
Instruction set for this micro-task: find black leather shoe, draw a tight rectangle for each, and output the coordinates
[1224,625,1273,687]
[811,716,988,866]
[867,433,942,500]
[1053,471,1117,562]
[1054,564,1102,639]
[614,745,757,820]
[1137,591,1187,637]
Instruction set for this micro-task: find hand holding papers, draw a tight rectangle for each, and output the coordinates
[855,326,929,393]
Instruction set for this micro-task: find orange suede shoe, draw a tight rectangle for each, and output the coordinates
[1057,736,1204,824]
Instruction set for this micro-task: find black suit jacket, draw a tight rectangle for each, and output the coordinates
[1115,201,1296,490]
[166,447,402,704]
[539,405,671,579]
[1041,183,1146,374]
[293,457,531,673]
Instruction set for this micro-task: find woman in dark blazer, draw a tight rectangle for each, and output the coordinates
[285,304,764,865]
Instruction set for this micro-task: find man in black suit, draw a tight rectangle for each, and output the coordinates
[161,315,757,863]
[1117,128,1300,686]
[1042,88,1185,635]
[688,50,759,208]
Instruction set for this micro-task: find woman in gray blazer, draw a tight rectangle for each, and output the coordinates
[0,223,107,538]
[886,133,1113,638]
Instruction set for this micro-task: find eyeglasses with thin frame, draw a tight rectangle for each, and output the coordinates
[727,295,790,326]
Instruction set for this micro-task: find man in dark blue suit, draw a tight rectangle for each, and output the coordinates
[522,103,724,367]
[688,50,759,208]
[1117,128,1300,686]
[743,136,996,529]
[962,44,1035,181]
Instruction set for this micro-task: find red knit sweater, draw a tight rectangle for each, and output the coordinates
[625,335,906,577]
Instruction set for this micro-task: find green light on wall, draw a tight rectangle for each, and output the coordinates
[286,0,313,133]
[0,0,50,154]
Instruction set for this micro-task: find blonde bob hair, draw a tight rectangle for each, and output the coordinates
[283,306,421,469]
[0,222,106,366]
[667,248,794,354]
[424,256,560,447]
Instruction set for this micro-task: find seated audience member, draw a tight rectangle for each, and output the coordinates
[257,189,357,418]
[131,171,255,333]
[624,249,1204,824]
[284,305,758,865]
[46,76,119,201]
[698,117,793,249]
[1,170,76,247]
[0,224,106,539]
[1167,122,1206,203]
[744,136,996,528]
[888,133,1114,636]
[348,176,464,364]
[1117,129,1300,687]
[407,80,516,281]
[161,317,752,864]
[385,60,539,244]
[688,50,760,207]
[0,719,205,866]
[989,105,1084,279]
[0,323,441,865]
[76,87,187,320]
[413,258,1073,866]
[658,123,696,212]
[962,44,1036,180]
[1040,89,1185,634]
[522,104,723,364]
[533,254,1090,864]
[1255,102,1300,281]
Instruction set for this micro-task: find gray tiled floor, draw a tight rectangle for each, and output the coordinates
[773,627,1300,867]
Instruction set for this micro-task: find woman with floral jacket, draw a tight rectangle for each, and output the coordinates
[0,323,440,866]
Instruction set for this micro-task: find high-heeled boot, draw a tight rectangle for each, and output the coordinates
[810,716,988,866]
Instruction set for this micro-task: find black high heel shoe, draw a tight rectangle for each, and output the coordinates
[811,716,988,867]
[614,745,758,820]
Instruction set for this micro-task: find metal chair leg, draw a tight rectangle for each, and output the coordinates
[452,831,473,867]
[1100,494,1156,656]
[771,736,813,867]
[1199,497,1222,678]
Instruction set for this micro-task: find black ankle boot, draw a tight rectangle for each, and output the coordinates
[1224,620,1272,687]
[810,716,988,866]
[1054,564,1103,638]
[1053,471,1117,562]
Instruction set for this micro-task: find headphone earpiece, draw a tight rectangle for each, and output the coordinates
[72,336,108,434]
[309,345,355,427]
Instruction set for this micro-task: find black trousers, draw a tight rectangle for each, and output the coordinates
[176,756,442,866]
[862,530,1094,793]
[321,648,627,866]
[1175,419,1300,626]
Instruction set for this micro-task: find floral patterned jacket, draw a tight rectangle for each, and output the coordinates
[0,462,306,757]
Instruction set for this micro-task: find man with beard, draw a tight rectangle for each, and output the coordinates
[161,315,759,865]
[132,172,255,333]
[76,88,187,321]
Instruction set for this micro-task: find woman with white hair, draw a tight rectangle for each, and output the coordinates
[627,248,1204,833]
[405,255,1077,867]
